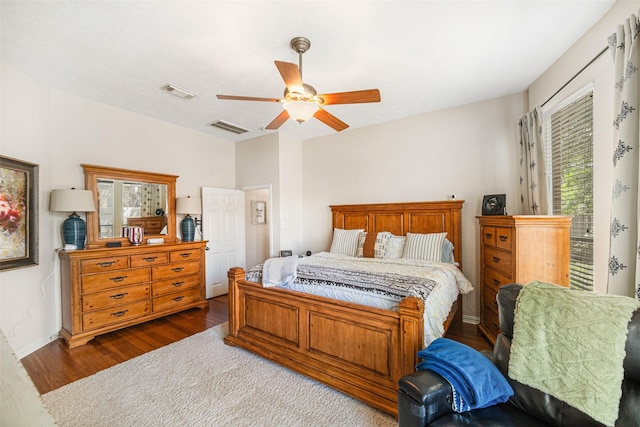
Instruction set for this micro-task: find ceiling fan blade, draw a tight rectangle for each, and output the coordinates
[217,95,281,102]
[274,61,304,94]
[314,108,349,132]
[265,109,290,130]
[318,89,381,105]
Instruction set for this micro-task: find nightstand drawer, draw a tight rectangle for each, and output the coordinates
[483,307,501,337]
[81,268,150,293]
[152,287,201,312]
[130,252,168,267]
[81,256,129,274]
[83,284,150,311]
[83,300,150,331]
[484,247,512,276]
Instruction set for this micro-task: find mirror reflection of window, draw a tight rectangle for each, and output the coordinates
[98,179,114,238]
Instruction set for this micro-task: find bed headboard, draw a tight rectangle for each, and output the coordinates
[330,200,464,269]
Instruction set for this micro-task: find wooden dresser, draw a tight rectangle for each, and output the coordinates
[477,215,572,343]
[127,216,167,235]
[59,241,208,348]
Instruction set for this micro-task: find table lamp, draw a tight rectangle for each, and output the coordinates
[50,188,96,249]
[176,196,201,242]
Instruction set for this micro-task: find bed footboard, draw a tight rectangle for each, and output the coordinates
[224,267,425,416]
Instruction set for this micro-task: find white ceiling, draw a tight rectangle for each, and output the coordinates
[1,1,615,142]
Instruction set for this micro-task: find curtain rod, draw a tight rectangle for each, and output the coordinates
[541,45,609,108]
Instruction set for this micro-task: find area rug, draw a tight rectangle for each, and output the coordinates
[42,323,396,426]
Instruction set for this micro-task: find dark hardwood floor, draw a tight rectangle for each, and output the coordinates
[21,295,492,395]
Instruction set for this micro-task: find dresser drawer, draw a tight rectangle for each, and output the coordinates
[152,287,202,313]
[484,247,512,277]
[482,226,496,247]
[152,261,200,280]
[82,300,150,331]
[130,252,168,267]
[484,266,512,289]
[483,306,502,337]
[81,256,129,274]
[81,268,150,293]
[483,286,499,316]
[169,249,201,263]
[152,274,200,297]
[494,227,513,251]
[83,284,150,311]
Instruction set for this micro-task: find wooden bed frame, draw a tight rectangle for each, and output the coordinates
[224,200,464,416]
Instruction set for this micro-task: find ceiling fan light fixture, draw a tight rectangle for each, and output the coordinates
[283,100,318,123]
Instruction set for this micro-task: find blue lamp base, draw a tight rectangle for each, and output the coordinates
[62,213,87,249]
[181,215,195,242]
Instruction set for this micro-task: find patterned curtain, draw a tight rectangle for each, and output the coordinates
[518,107,548,215]
[608,13,640,300]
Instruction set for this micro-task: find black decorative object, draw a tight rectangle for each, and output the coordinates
[482,194,506,216]
[155,208,165,216]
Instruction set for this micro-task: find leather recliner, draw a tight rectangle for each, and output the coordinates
[397,283,640,426]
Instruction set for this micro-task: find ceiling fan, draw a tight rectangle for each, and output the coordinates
[216,37,381,132]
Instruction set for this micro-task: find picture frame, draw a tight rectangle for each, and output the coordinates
[0,156,39,271]
[251,200,266,225]
[280,250,293,257]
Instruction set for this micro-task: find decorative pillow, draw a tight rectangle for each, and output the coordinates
[329,228,364,257]
[356,232,392,258]
[442,238,455,264]
[384,235,406,259]
[356,232,367,257]
[402,232,447,262]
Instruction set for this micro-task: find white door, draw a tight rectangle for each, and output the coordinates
[201,187,245,298]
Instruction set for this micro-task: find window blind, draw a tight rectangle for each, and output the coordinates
[549,92,594,291]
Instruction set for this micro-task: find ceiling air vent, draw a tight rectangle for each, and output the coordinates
[210,120,250,134]
[162,84,196,99]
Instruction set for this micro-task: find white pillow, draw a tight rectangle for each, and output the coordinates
[384,235,406,259]
[402,232,447,262]
[329,228,364,257]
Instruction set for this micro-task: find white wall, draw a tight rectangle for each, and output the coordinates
[244,188,270,267]
[1,61,236,357]
[301,93,526,320]
[528,0,640,296]
[278,132,304,256]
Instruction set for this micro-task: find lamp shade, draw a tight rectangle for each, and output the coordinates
[283,100,319,123]
[50,189,96,213]
[176,196,202,215]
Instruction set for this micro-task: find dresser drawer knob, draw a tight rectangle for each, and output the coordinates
[492,322,500,332]
[492,279,500,285]
[492,256,500,263]
[172,281,184,287]
[172,296,184,302]
[97,261,115,267]
[109,276,128,282]
[111,310,129,318]
[485,233,493,239]
[493,301,498,309]
[499,235,508,242]
[143,257,158,262]
[110,293,128,300]
[179,253,192,258]
[172,267,184,273]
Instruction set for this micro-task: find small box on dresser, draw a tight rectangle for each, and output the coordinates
[59,241,208,348]
[476,215,572,344]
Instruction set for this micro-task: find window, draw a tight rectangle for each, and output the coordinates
[544,90,594,291]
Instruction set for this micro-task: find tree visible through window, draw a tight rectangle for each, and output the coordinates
[545,91,594,291]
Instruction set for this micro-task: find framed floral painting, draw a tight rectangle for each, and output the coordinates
[0,156,39,271]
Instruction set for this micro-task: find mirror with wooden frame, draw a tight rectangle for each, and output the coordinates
[83,164,179,249]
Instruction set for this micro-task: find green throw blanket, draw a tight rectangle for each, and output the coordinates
[509,281,639,426]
